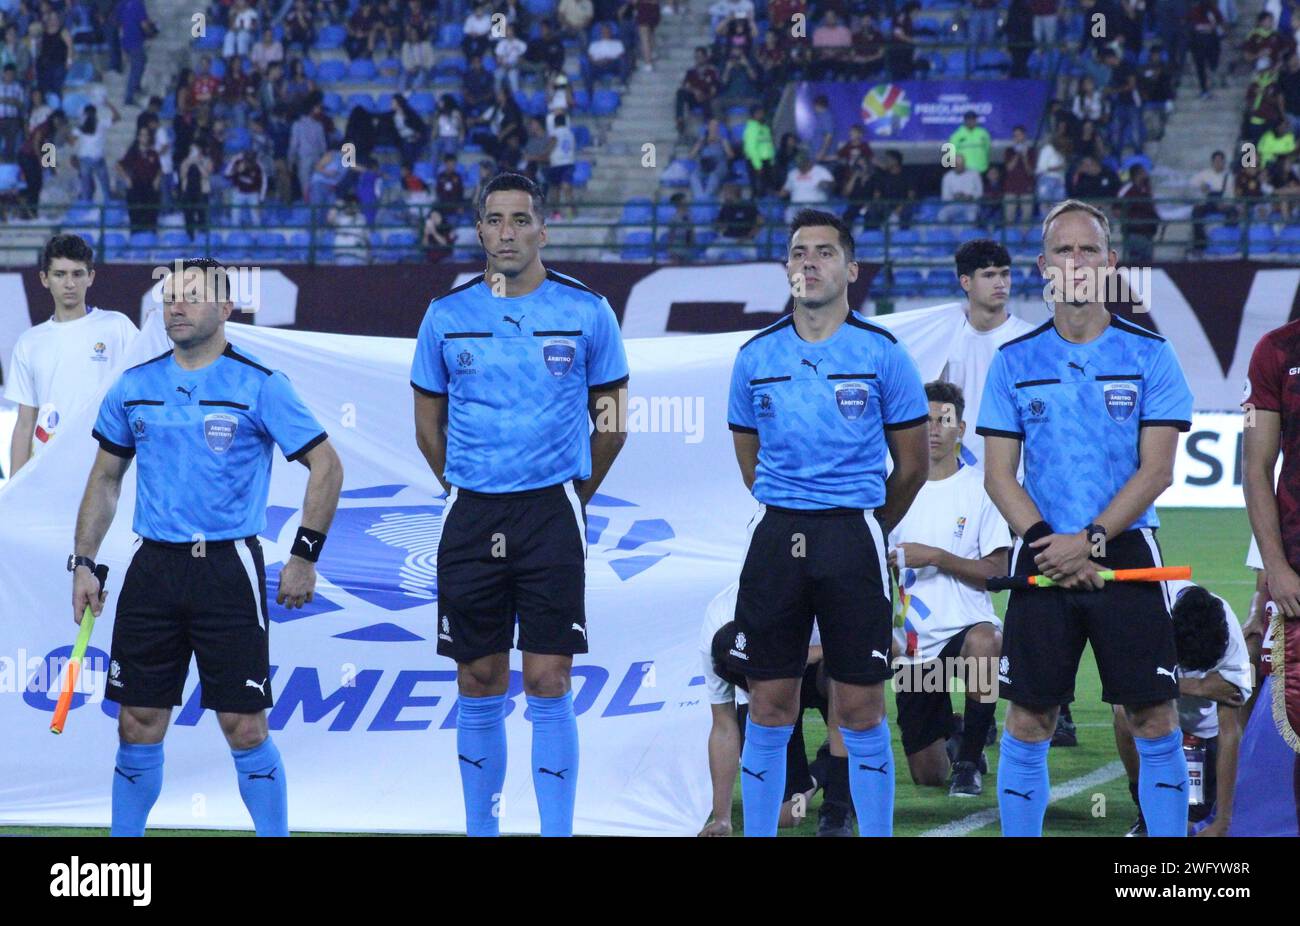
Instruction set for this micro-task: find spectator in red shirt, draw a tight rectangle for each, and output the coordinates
[1030,0,1060,48]
[225,148,266,227]
[435,152,466,217]
[283,0,314,55]
[191,55,221,107]
[1002,124,1036,225]
[835,122,872,166]
[1188,0,1226,97]
[218,55,252,122]
[675,45,720,135]
[847,12,885,79]
[346,0,382,61]
[116,124,162,233]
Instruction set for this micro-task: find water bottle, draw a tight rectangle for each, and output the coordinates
[1183,734,1206,806]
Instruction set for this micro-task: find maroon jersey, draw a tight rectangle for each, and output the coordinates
[1246,319,1300,568]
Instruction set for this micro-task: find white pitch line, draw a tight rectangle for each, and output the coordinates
[918,760,1127,837]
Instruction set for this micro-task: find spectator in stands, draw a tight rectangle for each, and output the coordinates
[522,115,550,182]
[1078,0,1122,56]
[35,9,71,96]
[559,0,595,39]
[251,27,284,74]
[328,194,370,263]
[1067,153,1120,200]
[16,108,63,217]
[689,116,734,202]
[664,191,694,263]
[1117,162,1158,261]
[307,148,345,205]
[1116,0,1145,61]
[1280,51,1300,134]
[1006,0,1034,78]
[352,156,383,224]
[635,0,660,70]
[224,0,258,59]
[1138,45,1174,140]
[779,149,833,221]
[546,72,575,129]
[192,54,222,108]
[676,45,720,135]
[225,147,265,226]
[1268,152,1300,222]
[1002,125,1034,225]
[423,206,453,261]
[1107,51,1145,155]
[1031,0,1060,49]
[462,54,495,118]
[867,148,914,229]
[741,104,776,196]
[26,87,50,134]
[1244,12,1293,71]
[217,55,253,128]
[837,124,872,172]
[377,0,404,56]
[388,93,429,168]
[766,0,803,44]
[811,9,851,79]
[398,24,433,93]
[1188,0,1226,98]
[967,0,1000,72]
[178,139,213,239]
[1235,160,1271,221]
[773,129,799,182]
[948,111,991,176]
[1190,150,1232,252]
[838,142,873,228]
[714,9,756,67]
[0,64,24,163]
[524,19,567,79]
[343,103,378,163]
[288,97,328,202]
[435,152,464,212]
[938,154,982,224]
[1245,78,1285,145]
[495,23,528,94]
[587,22,628,92]
[978,163,1005,230]
[1,24,31,79]
[345,0,377,60]
[711,180,757,248]
[118,0,150,107]
[718,45,759,100]
[1076,117,1109,163]
[432,93,464,163]
[845,12,885,80]
[887,1,921,80]
[117,124,161,233]
[399,161,433,216]
[1071,75,1106,123]
[547,110,577,219]
[808,94,836,164]
[284,0,314,55]
[1260,115,1297,168]
[71,100,118,202]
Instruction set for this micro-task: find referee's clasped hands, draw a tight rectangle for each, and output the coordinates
[1031,531,1106,591]
[276,555,317,610]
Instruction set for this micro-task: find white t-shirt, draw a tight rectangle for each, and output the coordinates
[4,307,138,455]
[548,125,576,167]
[1167,579,1252,739]
[588,38,624,61]
[495,37,526,66]
[782,164,833,204]
[73,111,114,159]
[941,167,983,201]
[940,309,1038,467]
[710,0,754,20]
[463,11,493,36]
[888,465,1011,663]
[698,581,820,707]
[154,123,173,172]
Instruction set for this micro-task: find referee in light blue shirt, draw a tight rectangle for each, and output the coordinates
[411,172,630,837]
[72,258,344,837]
[726,209,931,836]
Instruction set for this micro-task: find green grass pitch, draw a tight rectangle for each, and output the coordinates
[1,507,1253,837]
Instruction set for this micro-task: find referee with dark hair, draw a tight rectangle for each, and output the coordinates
[411,173,630,837]
[72,257,343,837]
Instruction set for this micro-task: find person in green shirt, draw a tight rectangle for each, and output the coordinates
[1259,117,1296,168]
[947,110,991,174]
[742,104,776,195]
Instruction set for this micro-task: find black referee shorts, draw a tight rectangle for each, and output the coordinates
[436,481,587,662]
[999,527,1179,708]
[107,536,272,713]
[728,505,893,685]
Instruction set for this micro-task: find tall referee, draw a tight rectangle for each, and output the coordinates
[72,258,343,837]
[977,200,1194,836]
[411,173,630,837]
[726,209,930,836]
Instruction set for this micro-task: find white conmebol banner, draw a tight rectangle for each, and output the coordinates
[0,300,1244,835]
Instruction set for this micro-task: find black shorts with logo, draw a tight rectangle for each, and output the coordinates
[436,482,587,662]
[895,623,996,756]
[727,505,893,685]
[999,527,1179,707]
[107,536,272,713]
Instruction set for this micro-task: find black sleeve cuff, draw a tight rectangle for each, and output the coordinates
[1139,419,1193,432]
[285,431,328,462]
[92,428,135,459]
[589,374,630,391]
[884,413,928,431]
[975,426,1026,440]
[728,423,758,434]
[410,380,447,398]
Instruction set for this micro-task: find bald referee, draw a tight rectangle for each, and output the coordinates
[72,258,343,837]
[977,200,1194,836]
[411,172,630,837]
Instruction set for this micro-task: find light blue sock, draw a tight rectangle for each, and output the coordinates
[740,716,794,837]
[997,731,1051,836]
[840,722,895,836]
[457,693,507,837]
[232,737,289,837]
[110,742,163,837]
[528,693,579,837]
[1135,729,1189,837]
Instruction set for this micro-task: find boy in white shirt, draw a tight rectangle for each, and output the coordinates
[888,381,1011,797]
[5,234,137,477]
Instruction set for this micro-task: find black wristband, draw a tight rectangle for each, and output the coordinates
[291,527,326,562]
[1023,520,1053,545]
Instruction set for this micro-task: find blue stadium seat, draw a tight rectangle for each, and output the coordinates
[62,93,87,116]
[435,55,467,76]
[590,89,620,116]
[654,202,675,224]
[224,126,251,153]
[0,161,22,194]
[224,231,255,260]
[193,25,225,51]
[892,269,924,293]
[316,59,347,83]
[438,23,464,48]
[65,60,95,86]
[346,93,378,113]
[620,230,653,260]
[377,58,401,79]
[759,199,784,224]
[1278,225,1300,253]
[572,160,592,187]
[523,0,555,15]
[256,232,287,259]
[855,229,885,251]
[210,57,226,78]
[102,232,128,259]
[321,91,344,114]
[160,230,191,249]
[1247,224,1275,252]
[414,160,437,184]
[621,198,653,225]
[286,231,311,262]
[315,24,346,50]
[408,92,436,114]
[349,59,378,81]
[375,93,394,112]
[572,88,590,111]
[689,203,714,225]
[573,124,592,149]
